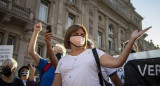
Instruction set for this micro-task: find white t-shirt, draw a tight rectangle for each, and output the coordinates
[101,67,117,81]
[22,80,27,86]
[55,49,105,86]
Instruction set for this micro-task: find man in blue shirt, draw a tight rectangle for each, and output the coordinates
[28,22,58,86]
[37,58,55,86]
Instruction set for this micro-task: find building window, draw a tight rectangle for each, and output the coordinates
[108,25,113,38]
[121,30,123,35]
[108,25,114,50]
[98,32,102,48]
[37,45,43,57]
[66,14,74,29]
[98,16,102,21]
[69,0,75,3]
[38,1,49,22]
[89,8,93,17]
[108,25,113,34]
[108,40,112,50]
[7,35,15,45]
[0,33,2,44]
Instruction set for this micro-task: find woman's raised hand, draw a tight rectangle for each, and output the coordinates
[34,22,42,32]
[131,26,152,40]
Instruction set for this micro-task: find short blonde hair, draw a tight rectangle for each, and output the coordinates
[54,44,66,56]
[87,39,95,49]
[2,58,17,69]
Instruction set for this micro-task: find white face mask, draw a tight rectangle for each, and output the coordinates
[21,70,28,76]
[70,35,85,47]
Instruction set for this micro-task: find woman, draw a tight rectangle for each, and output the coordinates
[52,24,151,86]
[0,58,24,86]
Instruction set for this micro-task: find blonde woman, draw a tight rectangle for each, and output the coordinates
[0,58,24,86]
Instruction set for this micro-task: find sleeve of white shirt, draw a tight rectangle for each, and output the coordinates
[55,60,62,73]
[105,68,117,76]
[96,48,105,59]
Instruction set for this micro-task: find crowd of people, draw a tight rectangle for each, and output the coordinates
[0,22,151,86]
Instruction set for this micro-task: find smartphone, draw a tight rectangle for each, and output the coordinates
[46,25,52,33]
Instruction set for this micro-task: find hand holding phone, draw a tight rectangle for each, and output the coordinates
[46,25,52,33]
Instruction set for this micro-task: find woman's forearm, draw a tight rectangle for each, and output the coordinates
[46,44,58,69]
[116,38,135,67]
[28,31,40,65]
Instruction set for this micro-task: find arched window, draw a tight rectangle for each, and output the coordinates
[66,13,75,29]
[98,16,102,21]
[98,31,102,48]
[108,25,114,50]
[108,25,113,34]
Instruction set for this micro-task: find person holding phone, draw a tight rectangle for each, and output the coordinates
[28,22,58,86]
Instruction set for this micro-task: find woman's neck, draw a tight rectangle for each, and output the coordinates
[2,74,14,83]
[70,47,85,56]
[21,76,28,80]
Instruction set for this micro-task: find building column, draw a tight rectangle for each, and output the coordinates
[48,1,54,24]
[15,39,28,76]
[93,7,98,46]
[56,0,64,38]
[105,17,109,51]
[117,24,121,52]
[34,0,41,21]
[2,31,9,45]
[81,1,89,30]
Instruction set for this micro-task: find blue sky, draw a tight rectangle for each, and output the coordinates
[131,0,160,47]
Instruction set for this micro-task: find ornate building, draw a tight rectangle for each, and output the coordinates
[0,0,159,75]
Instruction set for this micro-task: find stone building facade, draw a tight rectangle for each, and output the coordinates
[0,0,159,75]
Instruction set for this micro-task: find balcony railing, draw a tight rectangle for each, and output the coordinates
[101,0,140,27]
[0,0,33,21]
[102,0,128,18]
[0,0,8,8]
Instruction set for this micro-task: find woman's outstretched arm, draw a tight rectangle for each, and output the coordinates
[100,26,151,68]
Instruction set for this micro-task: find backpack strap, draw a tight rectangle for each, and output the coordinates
[92,48,104,86]
[39,62,52,85]
[42,63,52,75]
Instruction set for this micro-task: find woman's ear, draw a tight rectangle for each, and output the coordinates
[12,67,17,72]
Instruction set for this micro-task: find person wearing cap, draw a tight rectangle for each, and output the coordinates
[18,63,37,86]
[0,58,24,86]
